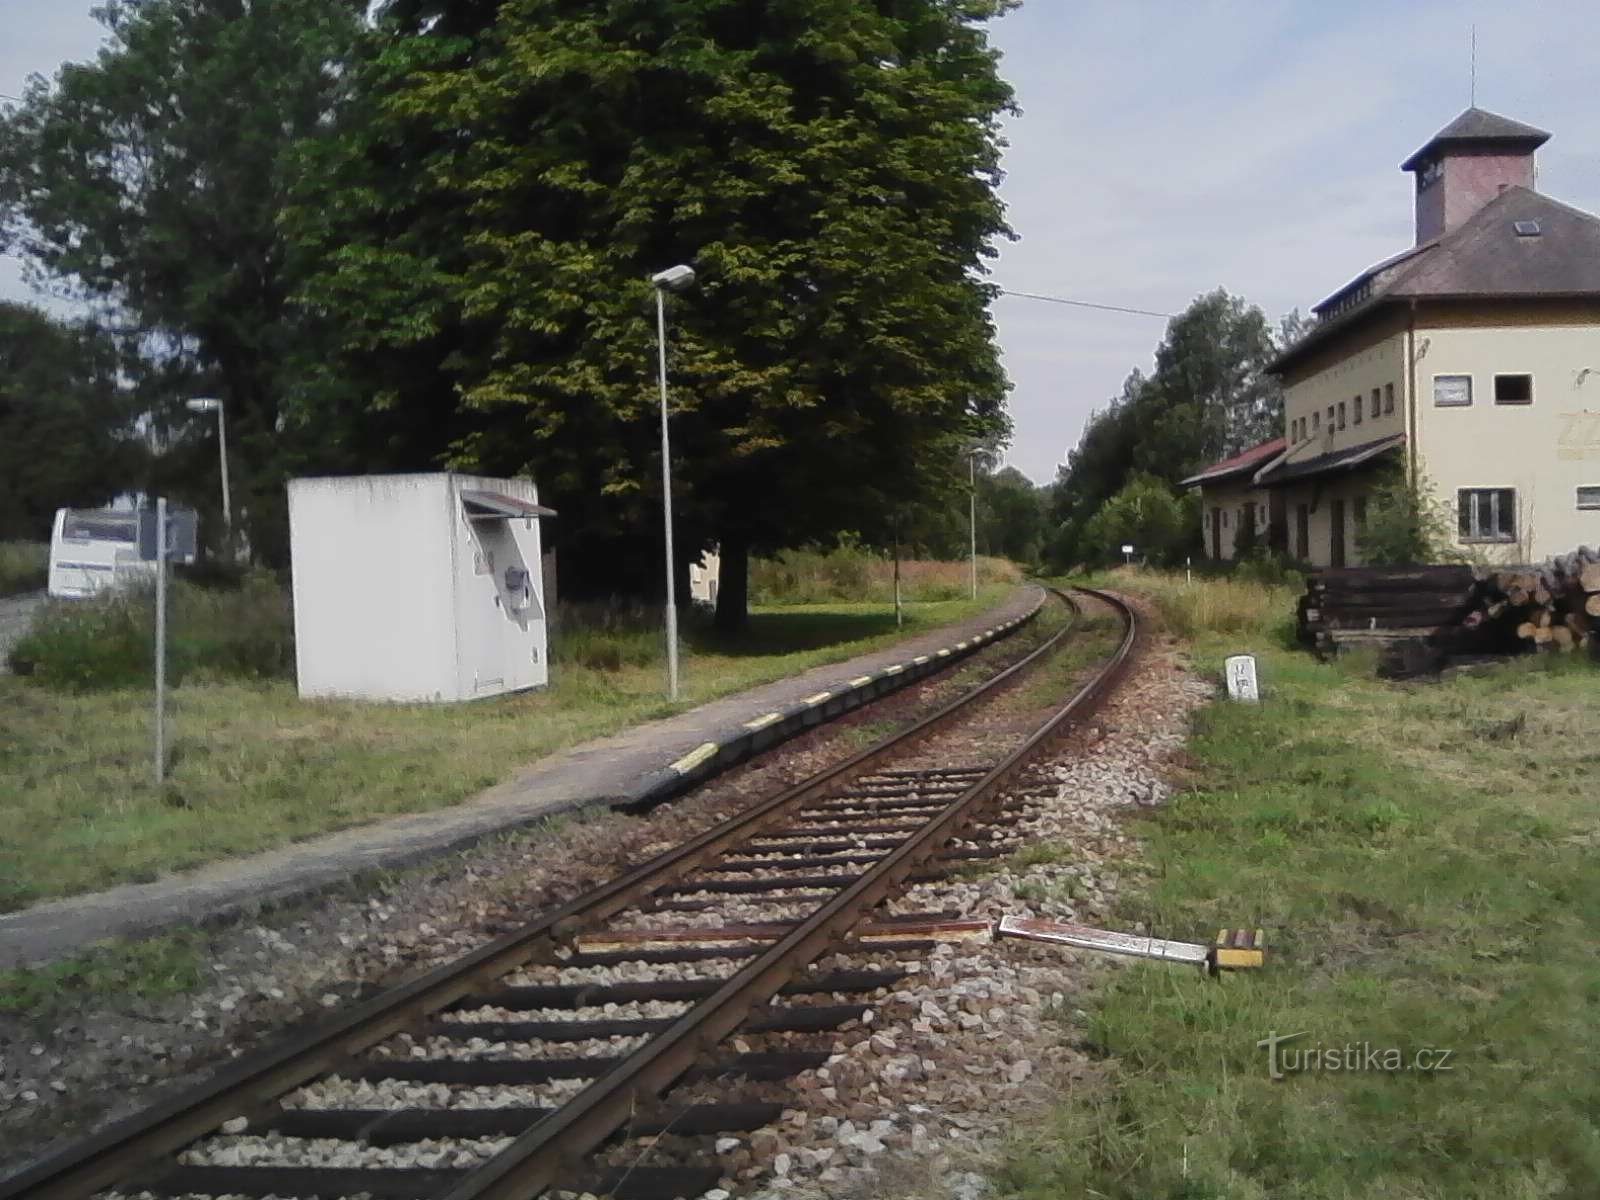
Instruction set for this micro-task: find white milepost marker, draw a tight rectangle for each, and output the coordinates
[154,496,169,783]
[1225,654,1260,703]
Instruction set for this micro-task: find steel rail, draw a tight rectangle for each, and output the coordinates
[440,587,1138,1200]
[0,588,1072,1200]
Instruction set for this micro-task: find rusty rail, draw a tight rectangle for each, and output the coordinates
[442,587,1138,1200]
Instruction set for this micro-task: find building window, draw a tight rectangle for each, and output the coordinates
[1353,394,1363,424]
[1353,497,1368,535]
[1370,388,1380,419]
[1578,486,1600,510]
[1494,374,1533,405]
[1337,401,1347,430]
[1327,404,1335,429]
[1312,411,1320,433]
[1384,383,1395,414]
[1222,509,1229,529]
[1458,487,1516,542]
[1434,374,1472,407]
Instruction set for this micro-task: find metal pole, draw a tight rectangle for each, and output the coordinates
[968,453,978,600]
[216,403,232,556]
[657,287,679,700]
[893,525,902,629]
[154,496,168,785]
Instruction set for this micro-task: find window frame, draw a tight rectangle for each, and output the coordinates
[1577,486,1600,511]
[1337,401,1347,430]
[1493,373,1534,406]
[1457,486,1517,544]
[1433,374,1473,408]
[1312,411,1321,433]
[1353,393,1363,425]
[1384,383,1395,415]
[1370,388,1380,420]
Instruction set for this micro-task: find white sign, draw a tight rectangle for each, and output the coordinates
[1121,544,1134,555]
[1224,654,1260,703]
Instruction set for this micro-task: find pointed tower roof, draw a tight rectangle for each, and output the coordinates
[1401,107,1550,171]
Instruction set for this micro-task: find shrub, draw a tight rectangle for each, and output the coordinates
[7,571,294,689]
[1362,464,1455,565]
[751,543,1019,605]
[0,541,48,597]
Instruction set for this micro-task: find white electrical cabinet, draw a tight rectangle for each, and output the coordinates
[288,473,554,702]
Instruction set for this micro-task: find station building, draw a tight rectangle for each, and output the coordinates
[1186,108,1600,567]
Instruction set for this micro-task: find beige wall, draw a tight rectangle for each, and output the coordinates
[1281,329,1409,469]
[1413,316,1600,563]
[1277,472,1379,568]
[1196,477,1271,561]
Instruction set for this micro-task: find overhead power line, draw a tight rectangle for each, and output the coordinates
[997,287,1174,320]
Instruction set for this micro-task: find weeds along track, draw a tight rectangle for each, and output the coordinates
[2,588,1136,1200]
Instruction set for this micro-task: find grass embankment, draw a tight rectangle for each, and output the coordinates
[0,541,47,597]
[0,570,1021,912]
[999,567,1600,1198]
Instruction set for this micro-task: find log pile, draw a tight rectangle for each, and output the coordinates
[1462,547,1600,655]
[1298,566,1477,656]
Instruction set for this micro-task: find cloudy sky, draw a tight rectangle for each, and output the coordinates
[4,0,1599,484]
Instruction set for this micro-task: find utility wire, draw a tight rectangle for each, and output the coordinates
[997,287,1174,320]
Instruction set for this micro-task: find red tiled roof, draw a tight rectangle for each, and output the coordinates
[1179,437,1287,488]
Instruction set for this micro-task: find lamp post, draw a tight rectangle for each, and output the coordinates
[185,397,231,552]
[650,264,696,700]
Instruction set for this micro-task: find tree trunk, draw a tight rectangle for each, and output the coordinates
[715,533,750,633]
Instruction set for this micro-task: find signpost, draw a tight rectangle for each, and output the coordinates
[1122,543,1134,565]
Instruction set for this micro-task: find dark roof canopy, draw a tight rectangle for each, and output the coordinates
[1400,107,1550,171]
[1255,434,1404,488]
[461,490,557,519]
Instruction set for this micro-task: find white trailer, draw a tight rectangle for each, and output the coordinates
[288,473,553,702]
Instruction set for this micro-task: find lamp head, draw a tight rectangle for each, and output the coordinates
[186,397,222,414]
[650,265,696,293]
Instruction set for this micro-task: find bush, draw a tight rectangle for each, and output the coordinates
[751,543,1020,605]
[7,571,294,690]
[0,541,48,597]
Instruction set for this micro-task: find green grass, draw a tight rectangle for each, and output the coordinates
[0,930,211,1020]
[998,587,1600,1199]
[0,541,48,598]
[0,586,1017,912]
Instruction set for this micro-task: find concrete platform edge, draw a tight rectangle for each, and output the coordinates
[613,597,1043,812]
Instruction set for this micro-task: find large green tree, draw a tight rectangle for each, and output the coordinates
[1045,290,1290,569]
[0,0,365,562]
[0,303,141,539]
[291,0,1016,628]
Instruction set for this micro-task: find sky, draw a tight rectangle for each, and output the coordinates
[3,0,1599,484]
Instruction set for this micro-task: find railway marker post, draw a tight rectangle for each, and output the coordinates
[1225,653,1260,702]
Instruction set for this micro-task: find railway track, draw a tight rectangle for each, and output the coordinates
[3,587,1137,1200]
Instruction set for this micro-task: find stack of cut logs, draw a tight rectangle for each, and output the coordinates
[1463,547,1600,654]
[1298,565,1476,655]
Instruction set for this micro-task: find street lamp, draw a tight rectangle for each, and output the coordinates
[185,397,231,551]
[651,264,696,700]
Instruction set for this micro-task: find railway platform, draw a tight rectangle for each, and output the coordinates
[0,585,1043,969]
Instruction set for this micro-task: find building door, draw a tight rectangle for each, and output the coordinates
[1330,499,1346,568]
[1295,504,1309,560]
[1210,508,1222,559]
